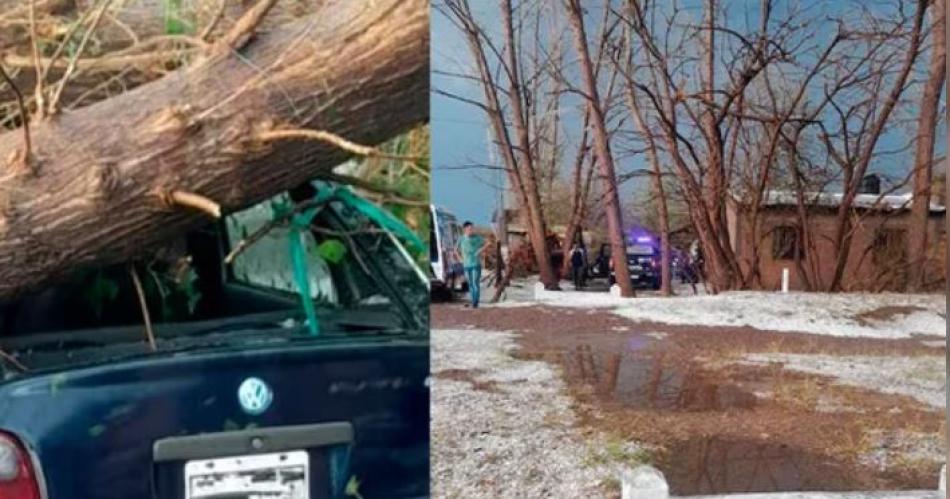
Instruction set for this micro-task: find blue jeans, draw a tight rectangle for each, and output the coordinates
[464,265,481,306]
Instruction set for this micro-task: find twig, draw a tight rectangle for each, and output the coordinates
[47,0,113,114]
[3,49,201,75]
[105,12,139,44]
[0,348,28,372]
[257,129,425,162]
[224,199,331,265]
[28,0,45,119]
[129,264,157,352]
[67,66,135,109]
[200,0,228,41]
[40,1,100,81]
[164,190,222,218]
[223,220,280,265]
[0,64,32,170]
[215,0,278,52]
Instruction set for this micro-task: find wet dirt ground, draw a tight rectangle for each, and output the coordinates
[431,304,946,496]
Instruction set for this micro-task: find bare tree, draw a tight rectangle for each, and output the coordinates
[615,0,931,293]
[907,0,946,291]
[817,0,928,291]
[554,3,615,279]
[565,0,634,297]
[615,22,671,296]
[437,0,561,289]
[618,0,791,292]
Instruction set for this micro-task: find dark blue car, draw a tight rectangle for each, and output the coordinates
[0,186,429,499]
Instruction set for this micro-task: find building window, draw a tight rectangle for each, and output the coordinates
[771,226,803,260]
[872,228,907,267]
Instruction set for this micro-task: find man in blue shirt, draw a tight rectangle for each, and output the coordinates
[454,221,489,307]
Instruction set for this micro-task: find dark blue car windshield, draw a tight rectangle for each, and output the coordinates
[0,188,427,370]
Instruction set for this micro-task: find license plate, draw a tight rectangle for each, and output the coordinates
[185,450,309,499]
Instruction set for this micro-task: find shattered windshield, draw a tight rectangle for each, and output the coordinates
[0,185,427,372]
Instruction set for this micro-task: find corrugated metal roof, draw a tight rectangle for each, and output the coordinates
[739,190,946,213]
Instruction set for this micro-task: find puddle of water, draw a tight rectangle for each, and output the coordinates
[658,435,859,495]
[560,338,758,412]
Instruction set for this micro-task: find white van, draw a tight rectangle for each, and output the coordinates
[429,204,465,300]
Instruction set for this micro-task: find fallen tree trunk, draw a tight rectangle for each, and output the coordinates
[0,0,428,300]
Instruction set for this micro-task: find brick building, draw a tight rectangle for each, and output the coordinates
[726,185,946,291]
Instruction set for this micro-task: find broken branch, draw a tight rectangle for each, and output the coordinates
[200,0,229,42]
[0,347,28,372]
[129,264,157,352]
[28,0,44,119]
[164,190,222,218]
[258,128,426,162]
[216,0,278,52]
[0,64,31,170]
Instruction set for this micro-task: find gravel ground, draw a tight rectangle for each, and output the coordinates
[741,353,946,409]
[612,292,945,339]
[431,328,631,498]
[490,278,945,339]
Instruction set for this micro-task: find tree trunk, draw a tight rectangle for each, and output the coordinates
[0,0,428,300]
[566,0,634,297]
[560,113,591,278]
[907,0,946,291]
[626,94,672,297]
[500,0,559,289]
[620,24,671,296]
[827,0,926,291]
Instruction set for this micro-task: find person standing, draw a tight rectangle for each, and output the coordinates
[569,243,586,290]
[455,222,489,307]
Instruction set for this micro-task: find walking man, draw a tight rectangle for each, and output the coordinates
[455,221,489,308]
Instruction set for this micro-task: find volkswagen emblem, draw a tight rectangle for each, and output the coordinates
[237,377,273,415]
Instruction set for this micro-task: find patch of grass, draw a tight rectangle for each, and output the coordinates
[584,437,654,469]
[825,418,875,460]
[598,477,621,497]
[906,362,945,384]
[885,448,940,475]
[433,368,503,393]
[771,376,824,409]
[853,305,927,327]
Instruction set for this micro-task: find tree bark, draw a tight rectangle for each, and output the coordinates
[0,0,428,300]
[499,0,559,289]
[907,0,946,291]
[624,81,672,296]
[560,112,590,278]
[566,0,634,297]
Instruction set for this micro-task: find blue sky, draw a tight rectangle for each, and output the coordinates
[430,1,947,226]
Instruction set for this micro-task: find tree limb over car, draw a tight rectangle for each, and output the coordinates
[0,0,429,300]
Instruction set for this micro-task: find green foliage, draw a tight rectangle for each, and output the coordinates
[163,0,191,35]
[141,260,202,322]
[314,239,347,264]
[345,476,365,499]
[354,126,430,266]
[83,271,119,319]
